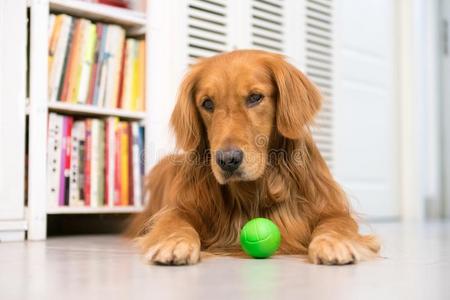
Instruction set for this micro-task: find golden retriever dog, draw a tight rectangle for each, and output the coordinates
[128,50,380,265]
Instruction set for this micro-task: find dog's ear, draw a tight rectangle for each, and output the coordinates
[170,68,203,151]
[269,56,322,140]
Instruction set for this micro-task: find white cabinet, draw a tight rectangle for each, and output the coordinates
[0,0,27,241]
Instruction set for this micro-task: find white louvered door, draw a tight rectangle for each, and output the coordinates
[249,0,284,53]
[304,0,334,167]
[187,0,231,64]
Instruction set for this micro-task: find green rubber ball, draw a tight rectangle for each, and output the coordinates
[240,218,281,258]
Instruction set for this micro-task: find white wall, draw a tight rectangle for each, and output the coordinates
[0,0,27,241]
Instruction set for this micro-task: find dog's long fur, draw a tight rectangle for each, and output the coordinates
[128,50,380,265]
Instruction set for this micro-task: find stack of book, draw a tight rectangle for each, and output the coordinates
[47,113,145,208]
[48,14,145,111]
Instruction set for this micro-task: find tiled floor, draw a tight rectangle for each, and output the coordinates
[1,222,450,300]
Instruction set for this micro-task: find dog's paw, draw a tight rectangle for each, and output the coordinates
[143,237,201,265]
[308,235,359,265]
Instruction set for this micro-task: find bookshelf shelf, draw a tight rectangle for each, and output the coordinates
[49,0,146,28]
[47,206,143,214]
[48,102,146,120]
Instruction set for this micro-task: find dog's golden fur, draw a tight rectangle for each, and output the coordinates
[128,50,380,265]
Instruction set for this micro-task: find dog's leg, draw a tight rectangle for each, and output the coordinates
[136,210,201,265]
[308,216,380,265]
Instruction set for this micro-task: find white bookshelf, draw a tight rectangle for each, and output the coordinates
[49,0,146,27]
[48,102,146,120]
[27,0,149,239]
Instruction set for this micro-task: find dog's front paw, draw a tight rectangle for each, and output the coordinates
[308,235,359,265]
[143,236,201,265]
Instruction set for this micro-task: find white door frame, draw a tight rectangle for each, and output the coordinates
[441,0,450,218]
[397,0,442,221]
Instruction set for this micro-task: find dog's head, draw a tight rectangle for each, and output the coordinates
[171,50,322,184]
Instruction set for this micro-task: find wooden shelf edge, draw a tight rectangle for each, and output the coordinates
[49,0,147,27]
[47,206,143,214]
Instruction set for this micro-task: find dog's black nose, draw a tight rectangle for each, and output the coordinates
[216,148,244,173]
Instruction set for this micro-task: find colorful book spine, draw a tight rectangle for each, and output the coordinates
[48,15,64,83]
[105,117,118,206]
[90,119,100,207]
[63,117,73,206]
[69,120,84,206]
[119,122,129,205]
[47,113,63,207]
[78,121,86,203]
[105,25,125,108]
[68,20,91,103]
[136,40,145,111]
[84,119,92,206]
[87,23,103,105]
[98,121,106,206]
[131,122,142,207]
[49,15,73,102]
[114,124,122,206]
[76,23,97,104]
[60,19,82,102]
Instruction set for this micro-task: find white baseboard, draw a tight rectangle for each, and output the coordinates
[0,231,25,242]
[0,220,27,242]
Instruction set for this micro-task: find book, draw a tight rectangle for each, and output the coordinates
[119,122,129,205]
[69,120,85,206]
[75,23,97,104]
[104,25,125,108]
[63,117,74,206]
[131,122,142,207]
[138,125,145,205]
[49,15,73,102]
[77,121,87,203]
[96,25,111,107]
[48,15,64,82]
[84,119,92,206]
[68,19,91,103]
[120,38,135,110]
[130,41,139,111]
[105,117,118,206]
[98,121,106,206]
[128,123,134,205]
[47,113,64,208]
[114,122,122,206]
[87,23,104,105]
[97,0,129,8]
[90,119,100,207]
[56,19,77,101]
[136,40,145,111]
[60,19,82,102]
[56,116,73,206]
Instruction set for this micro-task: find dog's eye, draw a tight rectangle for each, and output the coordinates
[247,93,264,107]
[201,98,214,112]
